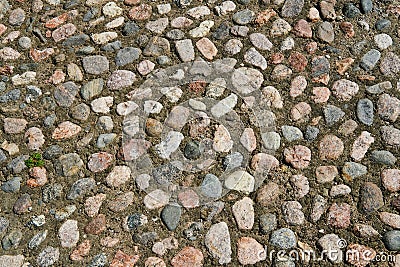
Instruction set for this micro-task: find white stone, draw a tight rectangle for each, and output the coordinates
[225,170,255,194]
[91,96,113,113]
[155,131,184,159]
[211,94,237,118]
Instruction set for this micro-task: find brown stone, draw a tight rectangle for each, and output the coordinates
[128,4,152,20]
[288,52,308,72]
[85,214,106,235]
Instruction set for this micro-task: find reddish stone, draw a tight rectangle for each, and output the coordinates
[270,53,284,64]
[291,102,311,121]
[52,23,76,42]
[87,152,113,173]
[128,4,152,20]
[305,42,318,54]
[171,247,203,267]
[189,80,207,94]
[327,203,351,229]
[256,182,281,206]
[288,52,308,72]
[255,8,276,25]
[108,192,134,212]
[0,24,7,36]
[293,19,312,38]
[0,65,13,75]
[70,240,91,261]
[45,10,77,29]
[124,0,140,5]
[319,135,344,160]
[101,237,120,247]
[85,214,106,235]
[30,48,55,62]
[346,244,376,267]
[312,87,330,103]
[381,169,400,192]
[340,22,355,38]
[110,250,140,267]
[336,58,354,75]
[284,145,312,169]
[27,167,47,187]
[178,189,199,209]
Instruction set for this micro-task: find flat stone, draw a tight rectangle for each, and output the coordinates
[361,49,381,70]
[232,197,254,230]
[318,21,334,43]
[115,47,141,66]
[351,131,374,161]
[224,170,254,194]
[284,145,311,169]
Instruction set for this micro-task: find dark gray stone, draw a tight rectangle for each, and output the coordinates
[132,231,158,245]
[357,99,374,126]
[54,82,79,107]
[166,29,185,40]
[67,178,96,200]
[360,49,381,71]
[123,21,140,36]
[161,204,182,231]
[62,34,90,46]
[324,105,345,126]
[7,155,29,174]
[101,40,122,52]
[152,163,181,185]
[1,177,21,193]
[0,89,20,103]
[270,228,297,249]
[375,19,391,31]
[184,141,201,159]
[87,253,107,267]
[259,213,277,234]
[383,230,400,251]
[115,47,141,66]
[370,150,396,165]
[212,22,230,40]
[43,145,63,160]
[42,183,63,203]
[343,3,360,18]
[2,230,22,250]
[305,126,319,141]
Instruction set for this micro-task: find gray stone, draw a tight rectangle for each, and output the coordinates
[282,0,304,17]
[371,150,396,165]
[166,29,185,40]
[1,176,21,193]
[223,152,243,171]
[281,125,303,141]
[318,21,334,43]
[212,22,230,40]
[184,141,201,159]
[67,178,96,200]
[152,163,181,185]
[381,126,400,146]
[123,21,140,36]
[7,155,28,174]
[261,132,281,151]
[324,105,345,126]
[175,39,195,62]
[56,153,83,176]
[343,162,367,179]
[380,52,400,76]
[244,48,267,70]
[383,230,400,251]
[161,204,182,231]
[82,56,109,75]
[230,25,249,37]
[360,182,384,213]
[366,81,392,94]
[0,89,21,103]
[305,126,319,141]
[43,145,63,160]
[101,41,122,52]
[0,216,9,234]
[357,98,374,125]
[71,103,90,121]
[42,183,63,203]
[232,9,254,25]
[360,49,381,71]
[143,37,170,57]
[96,133,116,148]
[361,0,373,13]
[87,253,107,267]
[201,174,222,198]
[2,230,22,250]
[269,228,297,249]
[132,232,158,245]
[81,78,104,100]
[115,47,141,66]
[62,34,90,46]
[259,213,277,234]
[0,0,10,19]
[343,3,360,18]
[18,36,32,49]
[28,230,48,249]
[375,19,391,31]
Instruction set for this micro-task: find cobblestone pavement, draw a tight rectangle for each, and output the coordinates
[0,0,400,266]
